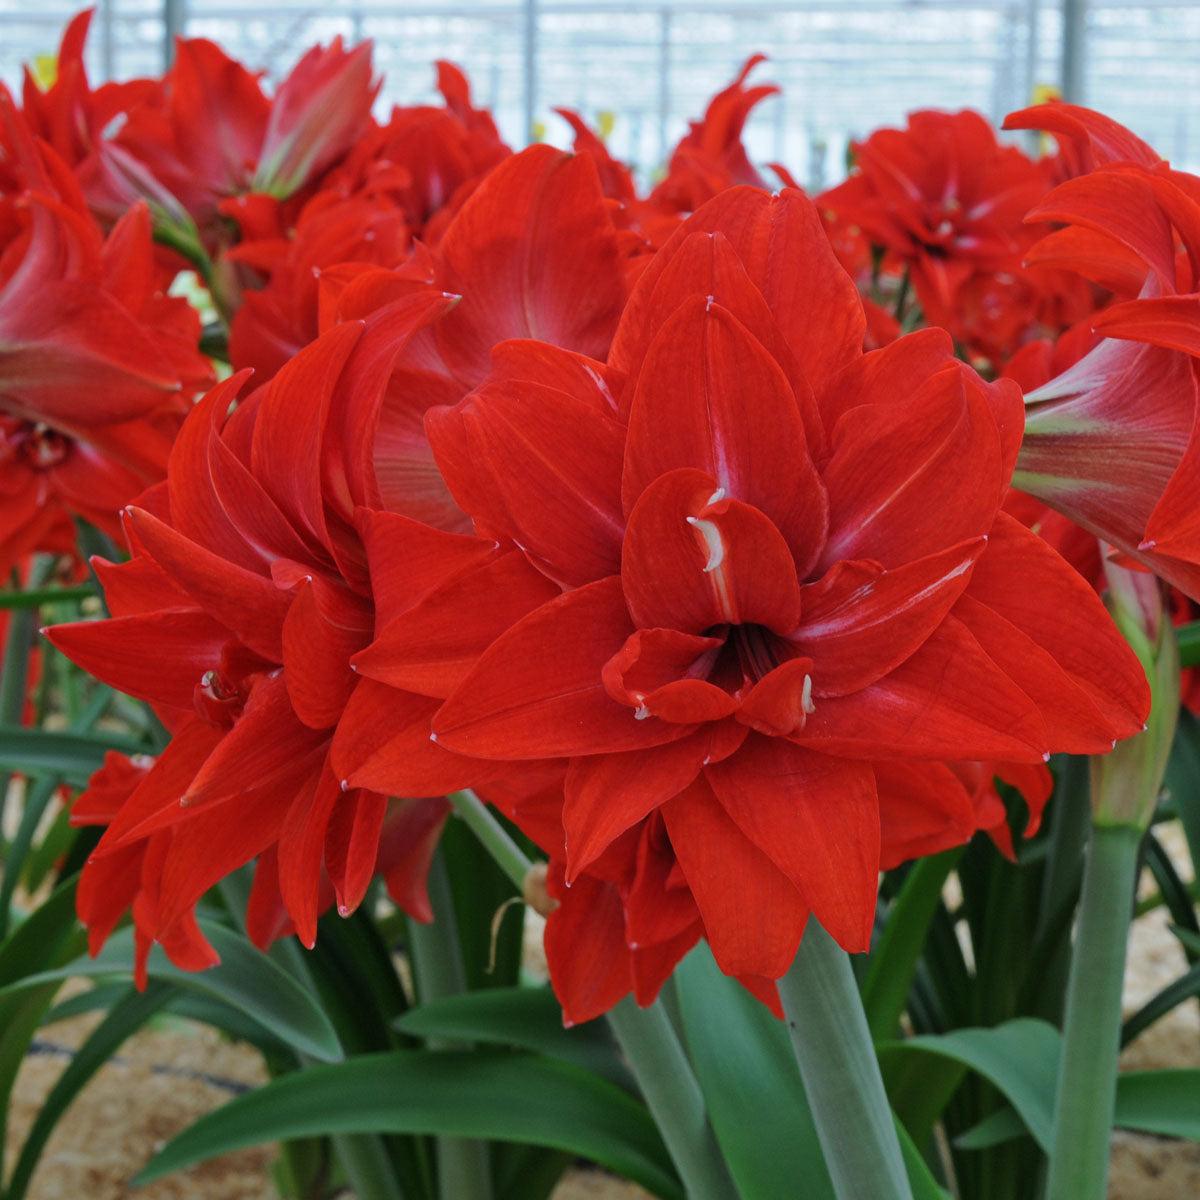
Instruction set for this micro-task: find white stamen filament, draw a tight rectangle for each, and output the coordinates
[686,515,725,572]
[801,673,815,715]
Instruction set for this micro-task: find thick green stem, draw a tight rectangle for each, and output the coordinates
[1045,822,1142,1200]
[447,790,530,890]
[777,920,913,1200]
[408,850,493,1200]
[606,997,738,1200]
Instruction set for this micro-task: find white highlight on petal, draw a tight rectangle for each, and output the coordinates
[340,778,351,792]
[686,515,725,572]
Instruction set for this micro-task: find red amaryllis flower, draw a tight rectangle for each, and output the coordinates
[327,61,510,243]
[46,296,468,970]
[647,55,778,217]
[350,186,1149,1008]
[0,89,211,568]
[1002,106,1200,599]
[818,110,1051,346]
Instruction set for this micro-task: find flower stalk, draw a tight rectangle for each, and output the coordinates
[408,849,494,1200]
[1044,821,1142,1200]
[1046,560,1179,1200]
[606,997,740,1200]
[777,920,913,1200]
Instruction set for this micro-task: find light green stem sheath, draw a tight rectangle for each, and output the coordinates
[408,850,494,1200]
[777,920,913,1200]
[1045,822,1142,1200]
[447,789,531,890]
[607,996,739,1200]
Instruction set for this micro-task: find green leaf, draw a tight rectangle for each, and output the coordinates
[135,1050,683,1200]
[0,726,145,787]
[1165,709,1200,884]
[880,1019,1061,1154]
[5,981,175,1200]
[0,919,342,1064]
[395,986,633,1093]
[864,848,963,1042]
[1143,830,1199,940]
[1170,923,1200,958]
[0,584,97,609]
[954,1107,1028,1151]
[1122,960,1200,1047]
[1115,1070,1200,1138]
[0,775,62,941]
[0,877,87,1182]
[1178,620,1200,668]
[894,1118,953,1199]
[673,943,835,1200]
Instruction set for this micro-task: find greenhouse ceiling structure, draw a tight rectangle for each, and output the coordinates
[1,1,1198,193]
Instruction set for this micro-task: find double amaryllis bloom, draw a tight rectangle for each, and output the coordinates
[0,81,211,573]
[345,186,1150,1020]
[1003,103,1200,600]
[45,144,631,980]
[817,108,1097,367]
[47,294,460,978]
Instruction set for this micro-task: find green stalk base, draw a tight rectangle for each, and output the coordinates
[1045,822,1142,1200]
[777,920,912,1200]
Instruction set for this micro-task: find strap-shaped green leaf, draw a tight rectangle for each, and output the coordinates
[880,1018,1061,1153]
[0,726,146,787]
[0,919,342,1064]
[394,986,632,1092]
[134,1049,683,1200]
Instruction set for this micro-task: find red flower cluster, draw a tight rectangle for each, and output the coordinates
[0,79,211,575]
[17,18,1181,1024]
[818,108,1098,369]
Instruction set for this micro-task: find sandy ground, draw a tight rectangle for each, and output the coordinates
[6,832,1199,1200]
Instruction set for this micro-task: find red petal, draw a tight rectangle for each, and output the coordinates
[621,468,803,634]
[436,145,626,385]
[378,796,451,923]
[819,364,1004,571]
[358,508,498,629]
[875,760,977,871]
[706,737,877,952]
[622,297,827,573]
[960,511,1151,740]
[125,507,290,663]
[801,617,1048,762]
[250,321,363,547]
[46,610,228,710]
[793,537,987,696]
[323,790,387,917]
[183,673,326,809]
[433,577,695,758]
[662,776,809,978]
[737,657,815,737]
[282,580,365,729]
[354,549,559,698]
[438,373,626,586]
[332,677,484,796]
[544,868,632,1026]
[277,765,343,947]
[563,735,710,879]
